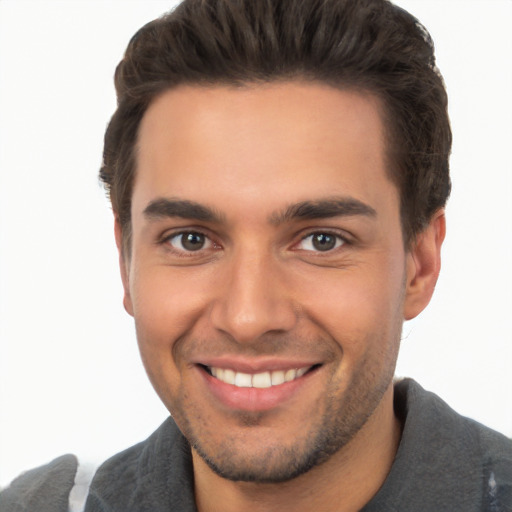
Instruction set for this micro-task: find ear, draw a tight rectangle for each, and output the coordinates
[114,217,134,316]
[403,209,446,320]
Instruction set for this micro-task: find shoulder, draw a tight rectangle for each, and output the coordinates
[83,433,151,511]
[0,418,191,512]
[395,378,512,457]
[85,416,196,512]
[393,379,512,511]
[0,454,78,512]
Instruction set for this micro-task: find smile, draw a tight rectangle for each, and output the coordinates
[199,363,322,411]
[206,366,312,388]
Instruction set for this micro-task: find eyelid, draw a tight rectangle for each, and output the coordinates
[159,227,221,254]
[157,226,351,254]
[293,229,351,252]
[170,232,212,250]
[159,225,213,242]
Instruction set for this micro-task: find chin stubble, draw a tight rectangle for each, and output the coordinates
[179,356,395,484]
[169,315,403,484]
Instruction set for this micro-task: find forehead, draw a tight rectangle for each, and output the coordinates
[133,82,396,221]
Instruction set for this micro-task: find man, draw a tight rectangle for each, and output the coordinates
[1,0,510,511]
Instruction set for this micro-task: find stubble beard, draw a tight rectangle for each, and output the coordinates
[170,336,399,484]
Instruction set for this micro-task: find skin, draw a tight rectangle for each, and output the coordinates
[116,82,445,512]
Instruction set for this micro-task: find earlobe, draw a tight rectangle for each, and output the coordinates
[114,217,134,317]
[403,209,446,320]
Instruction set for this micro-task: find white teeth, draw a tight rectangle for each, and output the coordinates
[284,369,296,382]
[210,367,219,379]
[234,372,252,387]
[223,369,236,385]
[252,372,272,388]
[208,367,311,388]
[271,370,285,386]
[296,367,308,377]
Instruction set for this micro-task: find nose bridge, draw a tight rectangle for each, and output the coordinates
[210,243,297,343]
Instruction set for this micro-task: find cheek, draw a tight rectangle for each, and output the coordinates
[130,265,211,341]
[129,267,213,392]
[129,268,206,408]
[295,257,406,349]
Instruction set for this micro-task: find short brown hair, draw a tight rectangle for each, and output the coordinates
[101,0,451,248]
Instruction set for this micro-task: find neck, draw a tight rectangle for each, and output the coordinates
[193,384,401,512]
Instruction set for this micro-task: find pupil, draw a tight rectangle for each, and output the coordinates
[312,233,335,251]
[182,232,205,251]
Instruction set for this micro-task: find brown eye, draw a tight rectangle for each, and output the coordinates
[312,233,336,251]
[169,232,210,252]
[297,232,344,252]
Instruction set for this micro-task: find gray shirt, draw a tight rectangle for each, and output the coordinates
[2,379,511,511]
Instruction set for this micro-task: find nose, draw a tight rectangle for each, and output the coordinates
[210,248,298,344]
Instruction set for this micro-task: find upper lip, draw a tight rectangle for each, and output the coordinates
[195,356,321,374]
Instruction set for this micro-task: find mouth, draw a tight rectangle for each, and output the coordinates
[200,364,320,388]
[196,359,323,411]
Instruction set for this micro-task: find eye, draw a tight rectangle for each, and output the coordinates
[297,232,345,252]
[167,231,212,252]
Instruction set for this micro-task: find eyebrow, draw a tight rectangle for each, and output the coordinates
[143,198,224,223]
[269,197,377,225]
[142,196,376,225]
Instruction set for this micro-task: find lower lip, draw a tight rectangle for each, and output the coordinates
[199,367,317,412]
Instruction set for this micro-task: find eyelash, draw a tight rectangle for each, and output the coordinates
[294,231,348,253]
[160,228,350,257]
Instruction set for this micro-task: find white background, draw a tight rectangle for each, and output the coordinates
[0,0,511,488]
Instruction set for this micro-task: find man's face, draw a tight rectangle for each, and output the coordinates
[122,83,416,482]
